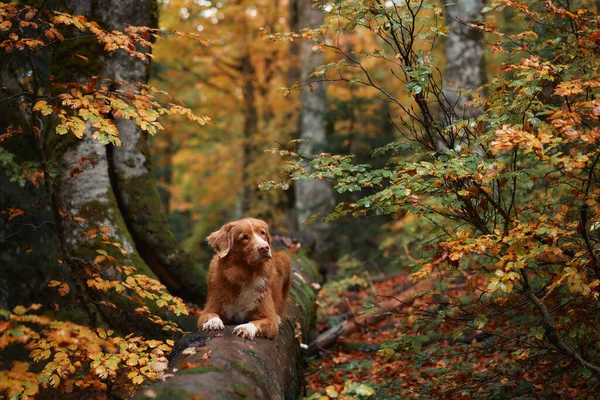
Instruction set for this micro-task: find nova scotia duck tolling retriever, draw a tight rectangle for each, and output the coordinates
[197,218,292,340]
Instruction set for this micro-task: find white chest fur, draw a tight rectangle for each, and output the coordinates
[223,276,267,323]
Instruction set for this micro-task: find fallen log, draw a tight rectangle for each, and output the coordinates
[306,278,432,354]
[134,250,320,400]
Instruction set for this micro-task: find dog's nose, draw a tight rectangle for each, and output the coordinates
[258,244,270,254]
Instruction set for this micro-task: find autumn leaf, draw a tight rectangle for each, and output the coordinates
[7,208,24,221]
[73,53,89,62]
[0,20,12,32]
[58,283,70,296]
[32,100,53,116]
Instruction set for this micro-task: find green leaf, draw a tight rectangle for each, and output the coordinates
[474,314,487,329]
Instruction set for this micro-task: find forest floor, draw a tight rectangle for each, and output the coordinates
[302,272,588,400]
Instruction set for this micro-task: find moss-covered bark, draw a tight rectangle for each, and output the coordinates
[50,0,208,307]
[44,0,203,335]
[134,249,320,400]
[98,0,207,305]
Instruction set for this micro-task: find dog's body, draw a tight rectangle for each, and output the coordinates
[197,218,292,340]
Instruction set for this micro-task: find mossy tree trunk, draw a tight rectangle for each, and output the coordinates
[100,0,208,304]
[53,0,207,309]
[134,250,320,400]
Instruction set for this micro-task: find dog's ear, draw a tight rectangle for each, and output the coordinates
[259,221,272,244]
[266,228,272,245]
[207,224,234,258]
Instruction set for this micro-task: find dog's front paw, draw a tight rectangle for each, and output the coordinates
[233,323,257,340]
[202,316,225,331]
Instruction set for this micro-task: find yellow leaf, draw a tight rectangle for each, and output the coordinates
[11,361,30,374]
[126,357,139,366]
[127,371,139,379]
[32,100,52,116]
[325,385,338,398]
[96,328,107,339]
[12,305,26,315]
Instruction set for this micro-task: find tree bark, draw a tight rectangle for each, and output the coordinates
[441,0,485,125]
[54,0,153,277]
[55,0,207,306]
[134,250,320,400]
[294,0,335,256]
[101,0,207,305]
[236,52,259,219]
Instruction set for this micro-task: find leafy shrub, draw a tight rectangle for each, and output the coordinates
[268,0,600,392]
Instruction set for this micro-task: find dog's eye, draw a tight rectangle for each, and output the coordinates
[260,230,266,235]
[241,234,249,241]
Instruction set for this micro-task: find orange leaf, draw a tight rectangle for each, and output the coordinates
[0,21,12,32]
[8,208,24,221]
[0,320,10,332]
[58,283,70,296]
[48,280,62,288]
[74,53,89,62]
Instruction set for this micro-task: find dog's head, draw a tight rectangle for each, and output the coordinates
[207,218,272,264]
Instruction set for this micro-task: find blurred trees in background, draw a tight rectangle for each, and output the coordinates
[151,0,399,263]
[151,0,298,258]
[292,0,336,254]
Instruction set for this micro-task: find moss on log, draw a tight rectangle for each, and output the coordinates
[134,250,320,400]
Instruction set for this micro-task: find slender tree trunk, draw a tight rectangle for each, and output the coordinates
[294,0,335,255]
[441,0,485,125]
[284,0,301,229]
[237,52,258,218]
[288,0,301,87]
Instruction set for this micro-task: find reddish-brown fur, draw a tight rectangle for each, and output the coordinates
[197,218,292,339]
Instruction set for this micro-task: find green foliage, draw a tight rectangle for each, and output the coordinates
[269,0,600,394]
[0,146,41,188]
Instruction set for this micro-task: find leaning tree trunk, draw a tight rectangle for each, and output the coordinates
[441,0,485,126]
[294,0,335,256]
[54,0,207,307]
[134,250,320,400]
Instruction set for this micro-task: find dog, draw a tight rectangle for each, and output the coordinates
[197,218,292,340]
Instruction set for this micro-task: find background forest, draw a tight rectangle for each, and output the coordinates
[1,0,600,399]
